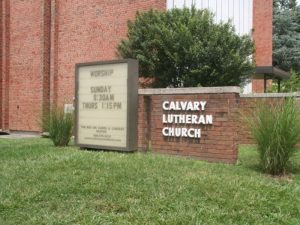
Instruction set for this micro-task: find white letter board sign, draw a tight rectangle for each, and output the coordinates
[75,59,138,151]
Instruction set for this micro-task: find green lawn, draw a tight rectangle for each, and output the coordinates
[0,138,299,225]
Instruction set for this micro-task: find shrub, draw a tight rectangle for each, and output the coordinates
[118,7,254,88]
[42,107,74,147]
[246,98,300,175]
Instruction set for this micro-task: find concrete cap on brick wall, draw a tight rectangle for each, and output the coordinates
[138,86,241,95]
[241,92,300,98]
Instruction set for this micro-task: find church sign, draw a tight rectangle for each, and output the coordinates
[162,100,213,138]
[75,59,138,151]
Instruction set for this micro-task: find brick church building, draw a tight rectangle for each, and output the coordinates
[0,0,279,132]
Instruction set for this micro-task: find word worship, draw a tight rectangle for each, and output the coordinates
[161,101,213,139]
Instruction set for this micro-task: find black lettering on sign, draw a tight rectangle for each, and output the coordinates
[90,86,112,93]
[93,94,115,101]
[82,102,98,109]
[90,70,113,78]
[102,102,122,110]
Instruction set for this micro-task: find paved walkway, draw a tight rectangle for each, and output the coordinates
[0,132,41,139]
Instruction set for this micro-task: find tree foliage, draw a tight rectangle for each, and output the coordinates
[118,8,254,88]
[273,0,300,74]
[269,70,300,92]
[274,0,297,10]
[282,70,300,92]
[274,0,297,9]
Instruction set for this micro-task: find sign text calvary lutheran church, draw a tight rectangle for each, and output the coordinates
[162,101,213,139]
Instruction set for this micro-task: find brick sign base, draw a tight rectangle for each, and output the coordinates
[138,87,240,163]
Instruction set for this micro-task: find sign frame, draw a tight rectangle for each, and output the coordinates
[75,59,138,152]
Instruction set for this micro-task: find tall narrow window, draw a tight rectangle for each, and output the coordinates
[166,0,253,35]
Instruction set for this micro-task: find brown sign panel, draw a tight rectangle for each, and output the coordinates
[75,59,138,151]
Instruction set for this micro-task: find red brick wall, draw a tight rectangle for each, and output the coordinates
[0,0,277,132]
[7,0,50,131]
[238,97,281,145]
[137,91,300,163]
[138,95,151,151]
[138,91,240,163]
[0,0,165,132]
[53,0,166,106]
[252,0,273,93]
[238,95,300,147]
[43,0,51,122]
[0,1,2,130]
[1,0,10,131]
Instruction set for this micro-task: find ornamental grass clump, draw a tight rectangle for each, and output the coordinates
[247,98,300,175]
[42,107,74,147]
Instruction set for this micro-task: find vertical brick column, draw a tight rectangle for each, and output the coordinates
[252,0,273,93]
[0,0,10,131]
[50,0,58,106]
[138,95,149,151]
[42,0,51,121]
[0,1,3,130]
[8,0,51,131]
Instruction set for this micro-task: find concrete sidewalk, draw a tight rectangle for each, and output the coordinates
[0,132,41,139]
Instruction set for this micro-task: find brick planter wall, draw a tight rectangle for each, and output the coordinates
[138,89,300,163]
[138,87,240,163]
[238,93,300,146]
